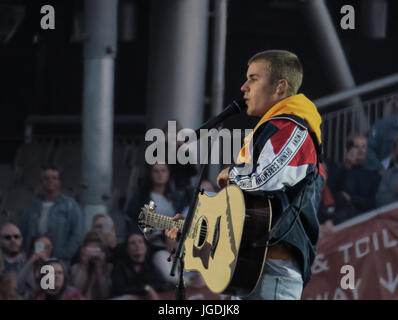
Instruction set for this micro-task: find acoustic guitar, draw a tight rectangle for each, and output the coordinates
[138,184,272,297]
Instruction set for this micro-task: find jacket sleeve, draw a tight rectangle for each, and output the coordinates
[343,170,378,212]
[57,199,84,260]
[229,120,317,192]
[376,170,396,207]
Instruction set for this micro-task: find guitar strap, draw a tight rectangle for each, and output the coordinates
[252,114,322,248]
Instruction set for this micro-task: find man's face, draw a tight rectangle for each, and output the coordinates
[40,169,60,193]
[353,137,367,163]
[241,61,281,117]
[345,147,359,166]
[0,224,23,257]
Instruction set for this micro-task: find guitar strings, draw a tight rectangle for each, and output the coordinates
[144,212,208,238]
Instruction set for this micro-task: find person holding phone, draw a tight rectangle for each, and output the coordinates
[36,258,83,300]
[17,236,53,299]
[91,214,117,253]
[70,232,112,300]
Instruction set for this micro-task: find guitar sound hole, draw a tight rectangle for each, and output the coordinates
[197,218,207,247]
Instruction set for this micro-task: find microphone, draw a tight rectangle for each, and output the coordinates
[195,99,247,136]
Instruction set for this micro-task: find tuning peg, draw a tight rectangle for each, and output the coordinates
[148,201,156,211]
[144,227,154,234]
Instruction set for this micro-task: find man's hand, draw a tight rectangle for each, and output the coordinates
[165,214,185,241]
[216,166,230,189]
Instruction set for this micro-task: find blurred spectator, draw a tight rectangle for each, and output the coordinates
[376,133,398,207]
[19,166,84,263]
[111,233,166,299]
[0,272,21,300]
[365,95,398,175]
[163,121,198,203]
[181,179,219,216]
[125,163,186,238]
[0,222,26,274]
[17,235,53,299]
[36,258,83,300]
[199,179,218,194]
[70,232,112,300]
[91,214,117,254]
[151,234,206,290]
[334,135,380,224]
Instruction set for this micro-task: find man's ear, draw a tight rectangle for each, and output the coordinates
[276,79,288,95]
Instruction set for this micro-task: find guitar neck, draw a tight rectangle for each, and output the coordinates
[144,211,185,231]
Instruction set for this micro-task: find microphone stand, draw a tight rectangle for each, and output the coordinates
[171,135,214,300]
[170,99,245,300]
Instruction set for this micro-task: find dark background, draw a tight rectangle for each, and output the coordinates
[1,0,397,163]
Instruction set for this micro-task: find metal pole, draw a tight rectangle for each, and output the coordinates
[146,0,209,131]
[315,73,398,110]
[303,0,367,134]
[208,0,228,184]
[81,0,118,231]
[360,0,388,39]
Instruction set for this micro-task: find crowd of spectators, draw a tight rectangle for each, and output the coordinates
[0,158,209,300]
[318,95,398,236]
[1,97,398,299]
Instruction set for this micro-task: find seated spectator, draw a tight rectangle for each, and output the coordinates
[0,271,21,300]
[125,163,187,240]
[111,233,167,299]
[0,222,26,275]
[18,166,83,263]
[17,235,53,299]
[376,133,398,207]
[334,135,380,224]
[70,232,112,300]
[365,95,398,175]
[91,214,117,261]
[35,258,83,300]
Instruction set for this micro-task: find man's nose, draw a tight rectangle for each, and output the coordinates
[240,81,249,92]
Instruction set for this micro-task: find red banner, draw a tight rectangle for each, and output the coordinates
[302,205,398,300]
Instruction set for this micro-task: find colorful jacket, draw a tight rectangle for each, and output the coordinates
[229,94,324,286]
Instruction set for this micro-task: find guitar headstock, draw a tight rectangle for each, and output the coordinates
[138,200,157,234]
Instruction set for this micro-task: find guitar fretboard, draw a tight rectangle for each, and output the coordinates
[143,211,185,231]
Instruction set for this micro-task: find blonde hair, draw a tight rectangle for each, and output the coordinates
[248,50,303,97]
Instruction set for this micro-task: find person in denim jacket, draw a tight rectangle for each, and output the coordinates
[18,166,83,263]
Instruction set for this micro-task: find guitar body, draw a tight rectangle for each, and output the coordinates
[183,185,272,297]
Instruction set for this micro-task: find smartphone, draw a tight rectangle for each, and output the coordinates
[86,247,101,255]
[35,241,45,253]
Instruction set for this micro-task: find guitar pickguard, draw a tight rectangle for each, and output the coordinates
[192,241,212,269]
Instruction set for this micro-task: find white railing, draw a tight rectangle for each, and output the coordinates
[321,92,398,163]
